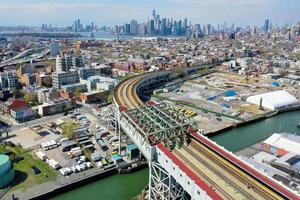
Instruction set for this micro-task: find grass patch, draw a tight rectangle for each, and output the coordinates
[0,143,57,191]
[60,120,80,139]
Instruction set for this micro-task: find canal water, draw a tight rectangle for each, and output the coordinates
[51,168,149,200]
[51,110,300,200]
[211,110,300,152]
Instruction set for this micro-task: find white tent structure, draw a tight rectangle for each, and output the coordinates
[246,90,298,110]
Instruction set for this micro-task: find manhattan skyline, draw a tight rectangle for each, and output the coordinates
[0,0,299,27]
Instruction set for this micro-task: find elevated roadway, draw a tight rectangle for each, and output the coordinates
[113,67,300,200]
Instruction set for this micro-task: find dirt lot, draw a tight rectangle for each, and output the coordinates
[8,127,60,149]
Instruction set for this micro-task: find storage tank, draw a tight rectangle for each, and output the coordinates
[0,154,15,188]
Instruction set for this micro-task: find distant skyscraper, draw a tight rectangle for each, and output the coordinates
[183,18,188,29]
[130,19,138,35]
[138,23,146,35]
[73,19,81,32]
[150,19,155,35]
[263,19,270,33]
[231,23,235,32]
[124,23,130,34]
[161,18,167,35]
[186,27,192,38]
[206,24,212,35]
[152,9,156,20]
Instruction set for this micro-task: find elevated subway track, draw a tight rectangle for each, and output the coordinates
[113,66,300,200]
[175,136,281,199]
[114,75,144,110]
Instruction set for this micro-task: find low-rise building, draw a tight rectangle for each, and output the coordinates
[38,98,73,116]
[2,98,35,122]
[82,75,118,91]
[80,90,108,104]
[36,73,52,87]
[21,73,36,86]
[94,64,112,76]
[61,83,88,93]
[37,89,60,104]
[10,106,35,122]
[52,71,79,89]
[78,67,95,80]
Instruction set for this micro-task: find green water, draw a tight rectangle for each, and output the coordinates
[211,110,300,152]
[51,168,149,200]
[51,110,300,200]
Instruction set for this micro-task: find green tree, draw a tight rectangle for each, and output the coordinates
[16,63,24,70]
[23,93,31,104]
[107,94,113,103]
[61,120,77,139]
[23,92,39,106]
[74,87,82,97]
[175,68,186,78]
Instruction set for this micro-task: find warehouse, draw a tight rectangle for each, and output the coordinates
[264,133,300,155]
[246,90,298,111]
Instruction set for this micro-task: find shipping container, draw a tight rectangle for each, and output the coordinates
[47,159,61,170]
[35,151,47,161]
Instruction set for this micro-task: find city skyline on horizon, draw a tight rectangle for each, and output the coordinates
[0,0,299,27]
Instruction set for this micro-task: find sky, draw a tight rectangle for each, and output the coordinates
[0,0,299,27]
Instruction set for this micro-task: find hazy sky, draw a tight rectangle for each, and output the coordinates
[0,0,299,27]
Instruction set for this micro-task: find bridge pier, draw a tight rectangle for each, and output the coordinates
[149,161,188,200]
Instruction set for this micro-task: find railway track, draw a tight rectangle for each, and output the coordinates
[113,67,299,200]
[173,149,237,200]
[114,76,144,109]
[184,138,283,200]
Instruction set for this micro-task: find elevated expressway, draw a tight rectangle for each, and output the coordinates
[113,67,300,200]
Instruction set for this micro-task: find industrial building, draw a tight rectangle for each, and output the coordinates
[264,132,300,155]
[0,154,14,188]
[246,90,298,111]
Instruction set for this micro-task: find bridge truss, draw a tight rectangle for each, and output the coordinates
[114,103,200,200]
[121,103,197,150]
[149,162,190,200]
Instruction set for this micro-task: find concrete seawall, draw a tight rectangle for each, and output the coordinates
[29,167,117,200]
[206,105,300,138]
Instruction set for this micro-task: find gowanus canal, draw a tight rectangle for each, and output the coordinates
[52,110,300,200]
